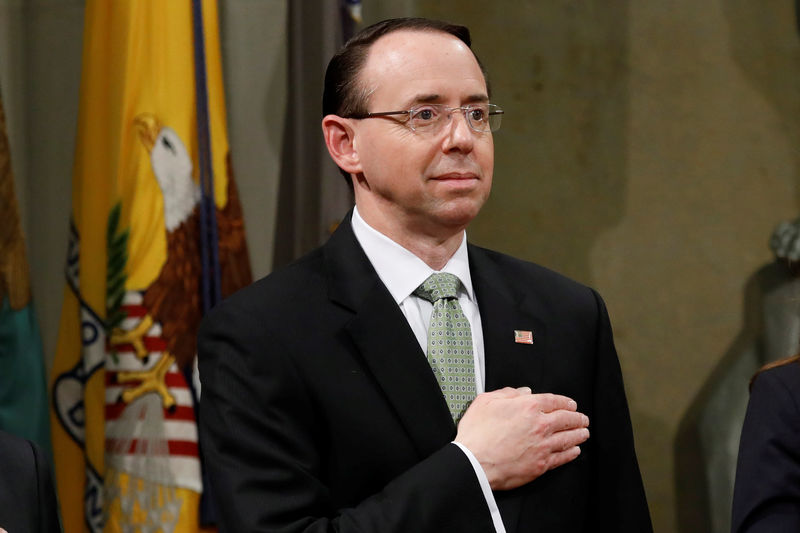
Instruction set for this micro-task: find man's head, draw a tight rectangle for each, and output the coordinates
[323,18,488,123]
[321,18,496,241]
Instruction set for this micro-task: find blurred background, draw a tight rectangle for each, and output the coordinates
[2,1,800,531]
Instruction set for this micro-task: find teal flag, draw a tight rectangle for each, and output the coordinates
[0,89,52,456]
[0,297,52,454]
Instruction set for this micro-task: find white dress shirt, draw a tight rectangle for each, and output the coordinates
[351,207,506,533]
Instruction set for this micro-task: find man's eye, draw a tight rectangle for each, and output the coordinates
[412,107,437,121]
[469,107,486,121]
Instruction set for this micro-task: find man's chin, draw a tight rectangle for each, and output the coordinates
[432,199,486,229]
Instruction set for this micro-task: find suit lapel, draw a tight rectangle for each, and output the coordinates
[469,245,547,393]
[324,215,455,458]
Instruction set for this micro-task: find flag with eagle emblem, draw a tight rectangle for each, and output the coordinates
[50,2,251,531]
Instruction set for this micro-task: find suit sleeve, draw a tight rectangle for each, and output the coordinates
[198,302,496,533]
[731,367,800,533]
[589,290,653,532]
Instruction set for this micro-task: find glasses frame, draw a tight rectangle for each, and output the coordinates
[350,103,504,134]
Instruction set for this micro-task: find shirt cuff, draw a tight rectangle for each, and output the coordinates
[451,441,507,533]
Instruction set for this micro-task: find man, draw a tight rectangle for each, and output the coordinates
[0,430,60,532]
[198,17,652,532]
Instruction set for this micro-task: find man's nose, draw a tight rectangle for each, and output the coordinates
[442,109,475,152]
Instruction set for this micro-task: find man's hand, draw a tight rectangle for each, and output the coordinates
[455,387,590,490]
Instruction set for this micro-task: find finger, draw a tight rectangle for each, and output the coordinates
[545,445,583,472]
[544,410,590,433]
[530,393,578,413]
[550,427,590,451]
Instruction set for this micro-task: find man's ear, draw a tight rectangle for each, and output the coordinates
[322,115,361,174]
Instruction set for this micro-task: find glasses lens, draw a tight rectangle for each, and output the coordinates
[408,105,445,132]
[461,104,485,132]
[464,104,502,132]
[486,105,502,132]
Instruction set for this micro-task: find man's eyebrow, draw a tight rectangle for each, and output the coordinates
[399,93,490,108]
[400,94,442,108]
[463,94,490,104]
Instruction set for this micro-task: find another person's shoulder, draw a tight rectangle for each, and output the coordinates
[0,430,54,501]
[0,431,60,532]
[0,430,40,469]
[750,359,800,404]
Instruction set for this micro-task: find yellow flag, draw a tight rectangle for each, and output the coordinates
[50,2,251,531]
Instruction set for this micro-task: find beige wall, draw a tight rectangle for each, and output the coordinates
[4,1,799,532]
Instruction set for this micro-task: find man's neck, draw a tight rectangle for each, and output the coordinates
[355,204,465,271]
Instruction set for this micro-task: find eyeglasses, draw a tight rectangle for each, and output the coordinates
[350,103,504,134]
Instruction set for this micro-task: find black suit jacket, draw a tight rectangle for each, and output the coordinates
[0,430,60,532]
[732,362,800,532]
[198,215,651,532]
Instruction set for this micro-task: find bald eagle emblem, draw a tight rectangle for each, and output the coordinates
[99,113,251,526]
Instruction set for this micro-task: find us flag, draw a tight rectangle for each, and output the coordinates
[514,330,534,344]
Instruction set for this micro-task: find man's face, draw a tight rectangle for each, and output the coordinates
[351,29,494,237]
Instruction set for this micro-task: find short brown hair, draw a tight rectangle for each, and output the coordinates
[322,18,489,183]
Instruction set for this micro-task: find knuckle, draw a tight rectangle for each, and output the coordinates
[544,452,562,472]
[537,392,555,405]
[531,418,550,438]
[524,397,544,415]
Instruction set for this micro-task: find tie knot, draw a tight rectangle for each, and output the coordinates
[414,272,462,303]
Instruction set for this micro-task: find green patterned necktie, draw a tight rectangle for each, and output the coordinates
[414,272,476,423]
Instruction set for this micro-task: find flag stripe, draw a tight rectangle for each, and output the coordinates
[104,371,189,389]
[104,403,196,421]
[105,386,194,408]
[120,305,147,317]
[105,438,199,457]
[109,337,169,353]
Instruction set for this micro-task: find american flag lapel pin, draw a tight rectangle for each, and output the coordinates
[514,330,533,344]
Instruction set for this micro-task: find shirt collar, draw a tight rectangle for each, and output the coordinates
[351,206,475,304]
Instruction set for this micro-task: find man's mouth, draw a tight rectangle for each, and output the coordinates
[431,172,479,180]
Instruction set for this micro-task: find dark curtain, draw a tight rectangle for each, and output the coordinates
[273,0,356,267]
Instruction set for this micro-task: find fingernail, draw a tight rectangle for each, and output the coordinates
[517,386,532,394]
[583,415,589,426]
[569,400,577,410]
